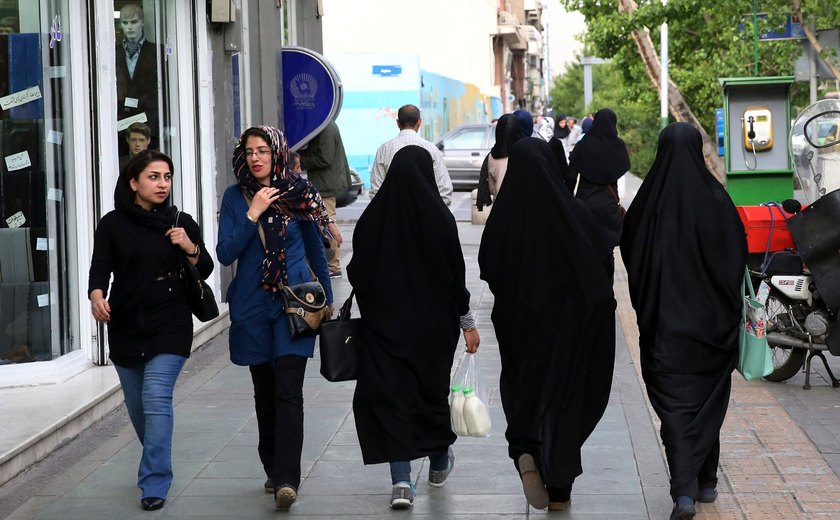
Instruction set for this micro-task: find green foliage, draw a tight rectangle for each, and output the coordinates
[553,0,839,175]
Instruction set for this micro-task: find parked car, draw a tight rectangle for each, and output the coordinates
[434,123,496,190]
[336,167,364,208]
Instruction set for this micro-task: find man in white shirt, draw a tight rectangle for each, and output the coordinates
[369,104,453,206]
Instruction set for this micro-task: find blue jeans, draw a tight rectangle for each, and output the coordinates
[389,450,449,485]
[114,353,187,499]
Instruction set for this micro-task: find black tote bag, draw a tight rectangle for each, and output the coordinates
[175,211,219,322]
[318,290,363,382]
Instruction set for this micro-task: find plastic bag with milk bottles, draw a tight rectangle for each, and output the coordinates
[449,351,492,437]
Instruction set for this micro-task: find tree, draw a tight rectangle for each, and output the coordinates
[557,0,837,179]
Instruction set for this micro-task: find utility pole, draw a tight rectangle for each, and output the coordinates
[581,56,605,109]
[660,0,668,129]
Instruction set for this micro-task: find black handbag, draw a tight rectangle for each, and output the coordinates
[282,281,327,338]
[319,290,363,382]
[175,211,219,322]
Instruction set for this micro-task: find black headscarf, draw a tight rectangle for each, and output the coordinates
[620,122,746,499]
[568,108,630,184]
[479,138,616,488]
[553,114,570,139]
[231,125,331,289]
[490,113,519,159]
[348,145,470,464]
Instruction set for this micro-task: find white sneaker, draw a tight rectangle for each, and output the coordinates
[389,481,415,509]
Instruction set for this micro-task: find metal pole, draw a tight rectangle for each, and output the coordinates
[809,16,818,104]
[660,0,668,130]
[752,0,759,76]
[583,63,592,108]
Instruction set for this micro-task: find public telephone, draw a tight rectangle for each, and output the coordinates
[743,106,773,152]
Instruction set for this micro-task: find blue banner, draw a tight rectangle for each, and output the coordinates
[280,47,343,151]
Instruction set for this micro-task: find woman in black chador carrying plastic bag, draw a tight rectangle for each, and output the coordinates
[479,137,616,511]
[348,145,480,509]
[620,122,747,520]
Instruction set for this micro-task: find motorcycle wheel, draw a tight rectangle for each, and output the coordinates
[763,291,807,382]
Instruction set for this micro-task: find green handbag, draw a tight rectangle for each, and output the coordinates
[737,266,773,380]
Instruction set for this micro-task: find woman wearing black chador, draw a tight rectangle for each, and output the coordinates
[621,122,747,520]
[568,108,630,277]
[479,138,616,512]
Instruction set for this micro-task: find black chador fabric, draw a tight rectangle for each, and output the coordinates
[568,108,630,185]
[347,145,470,464]
[478,138,616,488]
[568,108,630,248]
[620,122,747,499]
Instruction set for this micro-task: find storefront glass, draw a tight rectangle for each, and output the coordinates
[0,0,77,365]
[114,0,182,207]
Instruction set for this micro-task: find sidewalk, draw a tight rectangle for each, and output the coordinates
[3,218,840,518]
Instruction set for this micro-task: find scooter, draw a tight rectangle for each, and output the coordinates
[758,99,840,389]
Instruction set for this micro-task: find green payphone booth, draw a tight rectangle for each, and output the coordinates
[720,76,794,204]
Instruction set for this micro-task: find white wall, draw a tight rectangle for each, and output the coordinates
[321,0,498,94]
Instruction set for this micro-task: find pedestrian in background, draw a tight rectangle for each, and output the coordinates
[484,113,524,197]
[620,122,747,520]
[479,138,615,512]
[369,104,453,205]
[567,108,630,278]
[88,150,214,511]
[552,114,572,161]
[298,120,348,278]
[348,145,480,510]
[216,125,335,511]
[513,109,536,139]
[567,117,582,148]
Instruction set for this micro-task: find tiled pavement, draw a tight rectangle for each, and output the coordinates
[5,213,840,518]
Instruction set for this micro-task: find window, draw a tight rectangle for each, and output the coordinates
[444,127,486,150]
[0,0,78,364]
[113,0,182,206]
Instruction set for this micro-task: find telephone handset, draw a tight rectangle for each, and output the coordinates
[743,106,773,152]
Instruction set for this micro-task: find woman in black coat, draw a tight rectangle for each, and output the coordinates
[88,150,214,511]
[620,123,747,519]
[479,138,616,511]
[348,146,480,509]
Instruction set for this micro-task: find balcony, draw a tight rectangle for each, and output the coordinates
[497,11,524,48]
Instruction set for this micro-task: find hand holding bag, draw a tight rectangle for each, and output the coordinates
[318,290,363,382]
[737,266,773,380]
[175,211,219,322]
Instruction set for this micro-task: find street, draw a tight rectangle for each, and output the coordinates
[3,183,840,518]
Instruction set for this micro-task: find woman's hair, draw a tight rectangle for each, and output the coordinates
[240,126,272,148]
[120,149,174,200]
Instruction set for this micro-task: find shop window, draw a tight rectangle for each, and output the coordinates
[113,0,181,206]
[0,1,77,364]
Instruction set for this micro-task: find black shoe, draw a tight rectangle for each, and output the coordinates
[264,478,274,494]
[329,270,343,279]
[697,487,717,503]
[669,496,696,519]
[141,497,165,511]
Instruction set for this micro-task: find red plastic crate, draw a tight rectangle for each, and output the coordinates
[736,205,795,253]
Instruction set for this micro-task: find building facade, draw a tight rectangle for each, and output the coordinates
[0,0,291,388]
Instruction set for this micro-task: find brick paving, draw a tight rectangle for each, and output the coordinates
[615,250,840,519]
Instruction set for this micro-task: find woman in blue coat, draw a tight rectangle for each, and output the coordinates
[217,125,335,510]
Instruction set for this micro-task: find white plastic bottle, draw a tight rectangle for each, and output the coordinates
[462,386,492,436]
[449,385,469,436]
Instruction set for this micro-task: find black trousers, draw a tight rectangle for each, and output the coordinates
[248,355,308,489]
[671,437,720,500]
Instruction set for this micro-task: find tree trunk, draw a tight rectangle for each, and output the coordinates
[618,0,726,183]
[792,0,840,83]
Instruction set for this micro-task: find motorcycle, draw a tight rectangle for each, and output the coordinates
[757,99,840,389]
